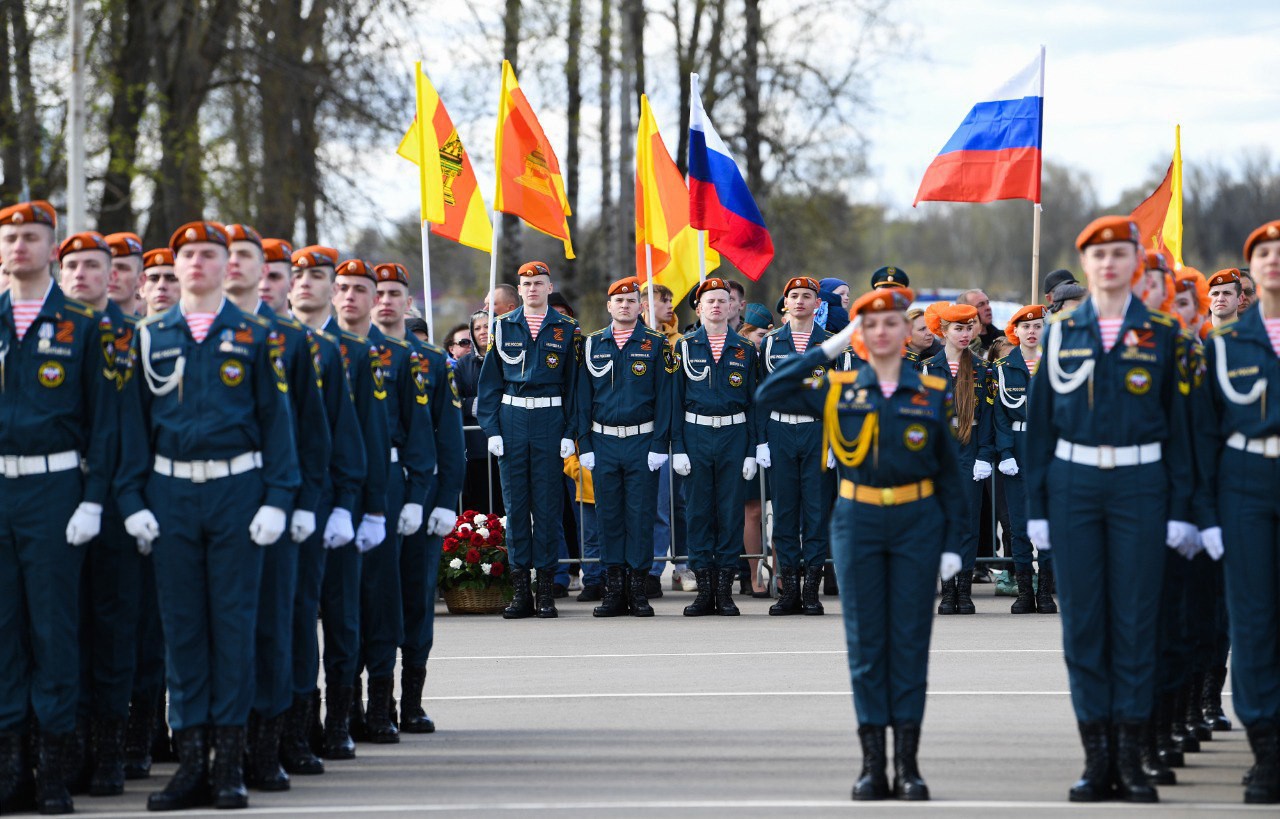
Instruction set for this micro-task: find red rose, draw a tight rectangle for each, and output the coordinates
[486,533,501,546]
[442,540,457,553]
[490,561,504,577]
[465,548,481,564]
[469,532,484,547]
[464,510,478,518]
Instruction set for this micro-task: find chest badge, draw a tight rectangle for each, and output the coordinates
[545,352,560,369]
[38,360,65,388]
[631,360,648,376]
[811,366,825,379]
[1125,367,1151,395]
[904,423,928,451]
[220,359,246,387]
[728,371,743,387]
[37,323,54,351]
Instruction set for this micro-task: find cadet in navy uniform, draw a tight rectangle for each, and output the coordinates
[259,238,366,776]
[290,246,390,762]
[758,276,834,615]
[758,287,962,802]
[1191,219,1280,804]
[370,262,464,732]
[116,221,300,811]
[989,305,1056,615]
[477,261,580,619]
[576,276,673,617]
[1024,216,1196,803]
[671,277,760,617]
[0,203,125,815]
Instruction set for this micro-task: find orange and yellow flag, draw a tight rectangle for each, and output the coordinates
[1130,125,1184,267]
[635,95,718,303]
[396,64,493,252]
[494,60,574,259]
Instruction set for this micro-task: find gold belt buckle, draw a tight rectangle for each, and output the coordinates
[1098,445,1116,470]
[881,487,896,506]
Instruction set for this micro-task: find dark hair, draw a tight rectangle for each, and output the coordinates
[727,280,745,298]
[445,323,469,347]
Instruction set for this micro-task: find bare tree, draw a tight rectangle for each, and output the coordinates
[96,0,155,232]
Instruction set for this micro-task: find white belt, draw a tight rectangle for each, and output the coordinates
[390,447,400,463]
[770,411,817,424]
[154,451,262,483]
[502,395,562,409]
[1226,432,1280,459]
[685,412,747,429]
[592,421,654,438]
[1012,421,1027,432]
[1,450,80,479]
[1054,440,1162,470]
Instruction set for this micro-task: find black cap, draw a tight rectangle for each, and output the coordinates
[405,316,430,340]
[870,265,910,290]
[547,291,575,318]
[1043,268,1077,296]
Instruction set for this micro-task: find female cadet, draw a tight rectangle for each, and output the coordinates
[1024,216,1196,804]
[989,305,1056,614]
[1191,219,1280,805]
[757,287,962,802]
[920,302,991,615]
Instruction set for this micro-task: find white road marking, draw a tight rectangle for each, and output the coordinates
[423,691,1074,701]
[431,648,1062,661]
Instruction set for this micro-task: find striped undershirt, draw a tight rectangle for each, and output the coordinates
[613,325,633,348]
[792,331,811,353]
[1026,354,1041,375]
[879,381,897,398]
[1098,317,1123,353]
[948,360,960,377]
[11,300,43,340]
[707,333,726,362]
[525,311,546,340]
[185,313,217,343]
[1266,318,1280,358]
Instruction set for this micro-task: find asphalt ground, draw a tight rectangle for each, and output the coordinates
[61,577,1267,818]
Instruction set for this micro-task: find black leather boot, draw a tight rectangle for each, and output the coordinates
[1204,665,1232,732]
[955,570,976,615]
[146,726,210,811]
[851,724,889,800]
[768,567,801,615]
[891,723,929,800]
[714,568,740,616]
[801,566,825,615]
[1185,675,1212,741]
[321,684,357,760]
[936,579,958,615]
[89,714,127,796]
[1035,561,1058,613]
[400,667,435,734]
[34,730,74,814]
[210,725,249,809]
[1139,716,1175,786]
[364,677,400,744]
[308,688,324,756]
[1115,721,1159,802]
[1156,693,1185,768]
[822,561,839,596]
[502,569,534,619]
[280,694,325,775]
[123,693,156,780]
[1245,722,1280,804]
[0,728,36,814]
[683,570,716,616]
[66,717,90,796]
[1010,570,1036,614]
[628,569,654,617]
[535,572,558,618]
[1171,685,1200,753]
[1069,720,1113,802]
[593,566,629,617]
[246,712,289,791]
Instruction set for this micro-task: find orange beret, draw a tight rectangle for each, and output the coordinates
[924,301,978,337]
[1075,216,1141,250]
[261,239,293,264]
[518,260,552,278]
[170,221,229,252]
[104,232,143,258]
[373,263,410,287]
[1005,304,1046,346]
[695,277,730,302]
[608,276,641,296]
[58,231,111,260]
[850,287,914,318]
[224,223,263,248]
[1207,268,1241,289]
[0,200,56,229]
[143,248,174,269]
[335,259,376,281]
[1243,220,1280,261]
[291,245,339,269]
[783,276,820,296]
[1145,249,1170,274]
[1174,268,1210,315]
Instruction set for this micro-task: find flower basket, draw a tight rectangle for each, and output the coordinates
[438,511,513,614]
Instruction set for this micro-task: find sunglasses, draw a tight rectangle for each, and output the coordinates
[450,338,473,348]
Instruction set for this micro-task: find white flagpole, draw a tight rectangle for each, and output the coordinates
[420,222,434,340]
[691,72,708,287]
[487,217,502,339]
[645,243,656,323]
[1031,45,1046,302]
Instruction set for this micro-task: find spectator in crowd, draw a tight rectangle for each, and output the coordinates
[904,307,943,370]
[958,289,1002,351]
[404,316,430,345]
[1049,281,1087,313]
[1238,268,1255,312]
[1042,268,1078,303]
[484,283,517,317]
[820,277,851,309]
[443,323,472,362]
[456,310,502,515]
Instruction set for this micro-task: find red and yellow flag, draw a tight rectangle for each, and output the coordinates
[396,64,492,252]
[635,95,718,303]
[1130,125,1184,267]
[494,60,574,259]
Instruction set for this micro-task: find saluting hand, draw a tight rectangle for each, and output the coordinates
[66,502,103,546]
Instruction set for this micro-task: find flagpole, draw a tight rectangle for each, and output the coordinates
[487,216,502,338]
[1031,204,1042,302]
[420,221,434,340]
[697,231,707,284]
[645,243,656,324]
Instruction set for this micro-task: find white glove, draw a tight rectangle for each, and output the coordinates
[355,514,387,552]
[755,443,772,469]
[560,438,575,458]
[323,507,355,549]
[398,502,424,536]
[487,436,504,456]
[827,449,836,469]
[647,452,668,472]
[1167,520,1200,558]
[578,452,595,471]
[742,457,758,480]
[66,502,103,546]
[290,509,317,543]
[1200,526,1224,561]
[672,454,692,476]
[819,320,858,361]
[249,506,287,546]
[998,458,1019,476]
[124,509,161,555]
[427,506,456,537]
[939,552,961,582]
[972,460,993,481]
[1028,519,1050,551]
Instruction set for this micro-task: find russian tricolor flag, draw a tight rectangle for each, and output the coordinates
[687,74,774,280]
[914,50,1045,206]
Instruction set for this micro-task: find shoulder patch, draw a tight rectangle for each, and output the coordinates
[587,328,607,339]
[64,299,95,318]
[1148,310,1175,327]
[317,329,339,344]
[121,314,139,327]
[423,341,447,356]
[919,374,947,391]
[276,314,303,330]
[1206,322,1234,339]
[643,326,664,338]
[383,335,410,349]
[243,312,271,327]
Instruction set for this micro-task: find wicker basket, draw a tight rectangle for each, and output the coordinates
[443,586,508,614]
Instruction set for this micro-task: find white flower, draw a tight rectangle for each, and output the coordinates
[458,523,472,535]
[499,516,507,528]
[448,558,463,570]
[481,562,492,575]
[476,527,489,539]
[473,514,486,526]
